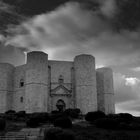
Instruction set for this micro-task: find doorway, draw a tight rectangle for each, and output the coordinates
[56,99,66,112]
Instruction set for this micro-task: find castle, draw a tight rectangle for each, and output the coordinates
[0,51,115,114]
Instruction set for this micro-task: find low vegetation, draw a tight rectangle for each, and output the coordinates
[44,127,75,140]
[85,111,106,123]
[0,118,6,131]
[1,109,140,140]
[53,117,72,128]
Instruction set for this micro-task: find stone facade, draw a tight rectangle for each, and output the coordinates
[0,51,115,114]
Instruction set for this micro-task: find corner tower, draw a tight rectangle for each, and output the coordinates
[96,67,115,114]
[25,51,48,113]
[74,54,97,114]
[0,63,14,112]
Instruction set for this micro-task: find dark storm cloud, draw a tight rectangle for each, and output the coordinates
[5,1,140,67]
[1,0,140,33]
[0,1,24,35]
[2,0,72,16]
[114,0,140,31]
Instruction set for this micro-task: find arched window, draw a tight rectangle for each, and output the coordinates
[20,79,24,87]
[58,75,64,84]
[20,97,23,103]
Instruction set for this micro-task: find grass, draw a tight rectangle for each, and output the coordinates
[71,121,140,140]
[1,113,140,140]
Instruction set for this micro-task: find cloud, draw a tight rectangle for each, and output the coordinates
[100,0,117,18]
[114,0,140,30]
[6,2,140,65]
[114,73,140,115]
[125,77,140,86]
[0,1,24,34]
[131,67,140,72]
[6,2,111,51]
[114,73,140,103]
[1,0,140,35]
[116,100,140,116]
[2,0,72,16]
[0,35,25,66]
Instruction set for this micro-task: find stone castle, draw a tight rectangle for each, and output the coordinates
[0,51,115,114]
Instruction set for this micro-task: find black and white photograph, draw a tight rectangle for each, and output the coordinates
[0,0,140,139]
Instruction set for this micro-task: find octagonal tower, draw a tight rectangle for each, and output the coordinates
[96,67,115,114]
[74,54,97,114]
[25,51,48,113]
[0,63,14,112]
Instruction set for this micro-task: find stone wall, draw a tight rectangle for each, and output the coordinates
[48,60,74,112]
[96,67,115,114]
[74,54,97,114]
[25,52,48,113]
[13,65,26,111]
[0,51,115,114]
[49,60,73,83]
[50,96,72,111]
[96,70,105,112]
[0,63,14,112]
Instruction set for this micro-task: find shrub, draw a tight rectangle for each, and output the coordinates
[94,118,119,129]
[64,108,81,119]
[5,110,16,115]
[0,118,6,131]
[30,112,49,123]
[107,114,119,119]
[49,113,63,123]
[118,113,133,123]
[5,114,16,121]
[53,117,72,129]
[44,127,63,140]
[40,113,50,123]
[44,127,75,140]
[26,116,40,128]
[128,123,140,130]
[26,112,50,127]
[26,118,39,128]
[118,122,130,130]
[56,130,75,140]
[0,113,5,119]
[16,111,26,118]
[85,111,106,122]
[73,108,81,114]
[107,113,133,125]
[51,110,60,114]
[64,109,73,115]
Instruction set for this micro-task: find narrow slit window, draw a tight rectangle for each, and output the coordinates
[58,75,64,84]
[20,79,24,87]
[20,97,23,103]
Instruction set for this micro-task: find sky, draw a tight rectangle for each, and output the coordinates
[0,0,140,116]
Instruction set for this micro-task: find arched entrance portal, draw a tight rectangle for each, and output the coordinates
[56,99,66,112]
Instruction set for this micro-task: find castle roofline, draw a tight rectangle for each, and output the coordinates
[0,62,15,67]
[27,51,48,55]
[48,60,73,63]
[96,67,113,72]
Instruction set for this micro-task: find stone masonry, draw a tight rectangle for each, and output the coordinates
[0,51,115,114]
